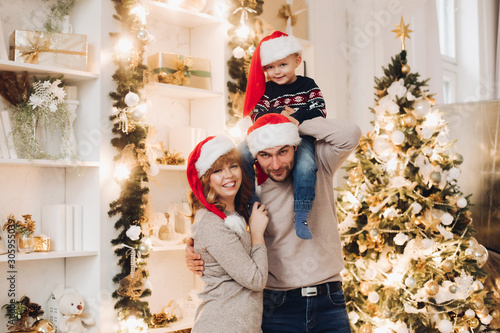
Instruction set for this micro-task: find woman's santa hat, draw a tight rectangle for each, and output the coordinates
[246,113,302,157]
[242,31,303,118]
[186,134,246,235]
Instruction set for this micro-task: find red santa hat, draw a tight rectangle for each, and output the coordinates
[186,135,247,235]
[242,31,303,118]
[246,113,301,157]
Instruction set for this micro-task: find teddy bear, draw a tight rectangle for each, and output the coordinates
[54,286,95,333]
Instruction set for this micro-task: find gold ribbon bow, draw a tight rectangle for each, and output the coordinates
[157,57,193,86]
[18,33,52,64]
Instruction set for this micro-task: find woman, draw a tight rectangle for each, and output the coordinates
[186,134,269,333]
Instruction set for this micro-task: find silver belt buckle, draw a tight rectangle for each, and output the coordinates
[301,286,317,297]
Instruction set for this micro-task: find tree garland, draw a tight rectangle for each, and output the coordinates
[226,0,264,127]
[108,0,152,330]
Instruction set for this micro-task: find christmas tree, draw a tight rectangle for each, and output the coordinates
[336,18,498,333]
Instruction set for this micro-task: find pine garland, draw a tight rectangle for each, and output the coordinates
[108,0,152,328]
[226,0,264,127]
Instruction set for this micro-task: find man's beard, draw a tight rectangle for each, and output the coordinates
[264,164,293,182]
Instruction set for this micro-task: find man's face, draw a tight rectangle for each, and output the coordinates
[255,145,295,182]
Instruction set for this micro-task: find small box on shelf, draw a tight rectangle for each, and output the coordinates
[148,52,211,90]
[9,30,88,71]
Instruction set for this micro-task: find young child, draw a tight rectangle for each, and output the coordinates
[240,31,326,240]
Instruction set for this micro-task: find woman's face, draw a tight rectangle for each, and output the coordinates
[209,161,242,207]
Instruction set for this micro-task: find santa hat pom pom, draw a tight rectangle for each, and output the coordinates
[224,214,247,236]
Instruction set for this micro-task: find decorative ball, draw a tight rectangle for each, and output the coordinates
[402,113,417,128]
[131,109,144,122]
[360,281,371,296]
[472,296,485,310]
[437,319,453,333]
[454,153,464,165]
[382,308,392,318]
[448,284,458,294]
[406,147,417,158]
[474,244,488,268]
[465,247,475,258]
[465,309,476,318]
[369,228,381,240]
[425,280,439,296]
[359,323,374,333]
[32,319,56,332]
[430,171,442,183]
[466,237,478,248]
[232,46,245,59]
[124,91,140,107]
[387,251,398,264]
[405,276,417,289]
[138,241,150,255]
[468,317,480,329]
[457,197,467,208]
[137,29,149,41]
[491,309,499,318]
[413,99,432,117]
[391,130,405,145]
[368,291,380,303]
[441,213,454,226]
[349,166,363,183]
[401,64,411,75]
[373,135,393,158]
[365,150,373,159]
[442,259,454,273]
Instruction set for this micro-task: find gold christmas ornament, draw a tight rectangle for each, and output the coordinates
[490,309,499,318]
[31,318,56,332]
[360,281,371,296]
[425,280,439,296]
[401,64,411,74]
[471,296,485,310]
[448,284,458,294]
[359,323,374,333]
[349,165,363,184]
[402,113,417,128]
[442,259,454,273]
[369,228,381,240]
[468,317,480,329]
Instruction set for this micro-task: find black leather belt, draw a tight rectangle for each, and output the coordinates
[287,281,343,297]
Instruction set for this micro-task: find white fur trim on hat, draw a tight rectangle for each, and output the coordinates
[224,214,247,236]
[246,122,301,157]
[195,134,236,177]
[260,35,303,67]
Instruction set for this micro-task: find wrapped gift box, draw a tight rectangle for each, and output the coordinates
[10,30,88,71]
[148,52,211,90]
[260,0,308,40]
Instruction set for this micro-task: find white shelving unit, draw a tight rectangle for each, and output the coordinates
[0,0,102,331]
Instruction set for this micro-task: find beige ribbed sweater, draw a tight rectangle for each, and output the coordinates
[261,117,361,290]
[191,209,268,333]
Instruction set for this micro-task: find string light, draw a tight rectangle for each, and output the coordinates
[114,163,131,181]
[116,37,134,56]
[130,5,148,25]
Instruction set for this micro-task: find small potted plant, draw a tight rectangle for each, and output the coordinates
[3,214,36,254]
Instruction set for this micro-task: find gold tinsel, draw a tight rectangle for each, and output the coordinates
[156,150,185,166]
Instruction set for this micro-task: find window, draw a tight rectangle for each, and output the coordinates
[436,0,457,103]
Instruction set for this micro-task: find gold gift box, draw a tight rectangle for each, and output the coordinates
[10,30,88,71]
[148,52,211,90]
[260,0,309,40]
[33,235,51,252]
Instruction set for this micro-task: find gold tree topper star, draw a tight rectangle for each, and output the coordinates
[392,16,413,50]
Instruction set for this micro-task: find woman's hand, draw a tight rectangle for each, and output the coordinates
[185,237,204,276]
[249,202,269,246]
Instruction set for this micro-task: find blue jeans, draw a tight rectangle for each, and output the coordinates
[262,287,351,333]
[238,137,318,212]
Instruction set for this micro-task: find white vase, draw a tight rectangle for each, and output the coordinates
[62,100,79,159]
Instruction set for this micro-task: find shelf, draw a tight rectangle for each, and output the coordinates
[147,83,223,99]
[0,158,99,168]
[146,0,224,27]
[158,164,187,172]
[0,250,98,262]
[0,59,99,82]
[149,318,194,332]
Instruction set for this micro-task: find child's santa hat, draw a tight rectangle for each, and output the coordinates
[247,113,302,157]
[186,135,246,234]
[243,31,303,118]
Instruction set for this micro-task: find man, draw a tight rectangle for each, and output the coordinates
[187,113,361,332]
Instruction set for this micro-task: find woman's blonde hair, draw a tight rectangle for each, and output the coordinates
[187,148,252,223]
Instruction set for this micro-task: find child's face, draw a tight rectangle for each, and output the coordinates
[263,53,302,85]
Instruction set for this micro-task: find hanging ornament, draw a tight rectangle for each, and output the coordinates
[473,244,488,267]
[405,276,417,289]
[448,283,458,294]
[413,99,432,117]
[491,309,499,319]
[437,319,453,333]
[137,29,149,41]
[387,250,398,264]
[232,46,245,59]
[31,318,57,332]
[138,240,150,255]
[125,91,140,107]
[349,165,363,184]
[402,113,417,127]
[382,308,392,318]
[441,213,454,226]
[441,259,454,273]
[471,296,485,310]
[430,171,442,184]
[454,153,464,165]
[369,228,381,240]
[467,317,480,329]
[359,323,374,333]
[373,135,393,158]
[425,280,439,296]
[401,64,411,75]
[131,108,145,122]
[456,197,467,208]
[391,130,405,145]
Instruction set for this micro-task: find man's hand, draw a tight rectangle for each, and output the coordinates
[280,106,299,126]
[185,237,204,276]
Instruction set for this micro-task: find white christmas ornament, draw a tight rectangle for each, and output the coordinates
[480,314,493,325]
[413,99,431,117]
[125,91,140,107]
[391,130,405,145]
[437,319,453,333]
[348,311,360,324]
[373,135,393,158]
[457,197,467,208]
[394,232,409,245]
[232,46,245,59]
[387,79,407,99]
[368,291,380,303]
[126,225,142,241]
[448,167,460,180]
[441,212,454,226]
[412,202,422,214]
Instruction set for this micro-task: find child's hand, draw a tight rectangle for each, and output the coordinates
[280,106,299,126]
